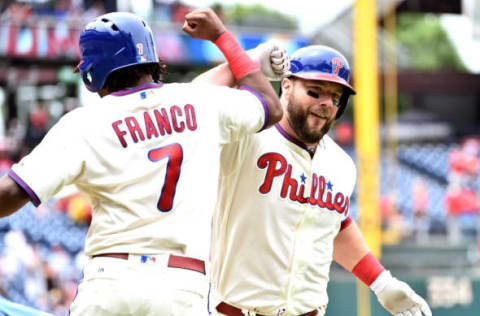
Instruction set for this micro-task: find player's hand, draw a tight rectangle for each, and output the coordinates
[246,41,290,81]
[183,9,226,42]
[372,271,432,316]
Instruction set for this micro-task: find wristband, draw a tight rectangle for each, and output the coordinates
[352,253,385,286]
[214,31,259,80]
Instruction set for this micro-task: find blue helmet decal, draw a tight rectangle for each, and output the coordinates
[78,12,159,92]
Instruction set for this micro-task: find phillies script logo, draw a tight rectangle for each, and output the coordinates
[257,153,349,215]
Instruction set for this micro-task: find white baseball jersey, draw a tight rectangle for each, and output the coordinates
[10,82,268,262]
[212,123,356,315]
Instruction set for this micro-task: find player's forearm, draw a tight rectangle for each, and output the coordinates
[0,174,29,217]
[194,57,283,128]
[213,31,283,127]
[333,221,371,271]
[193,63,236,87]
[334,220,387,289]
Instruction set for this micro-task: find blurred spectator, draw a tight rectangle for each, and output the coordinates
[131,0,154,20]
[170,1,192,24]
[448,137,480,184]
[23,103,49,153]
[151,0,173,21]
[446,136,480,243]
[83,0,106,20]
[334,121,354,146]
[1,2,33,22]
[212,3,226,23]
[55,190,92,225]
[0,1,10,15]
[67,194,92,225]
[53,0,83,20]
[412,178,430,243]
[0,231,49,308]
[445,184,480,243]
[380,193,406,244]
[0,140,13,173]
[0,224,83,315]
[4,118,24,162]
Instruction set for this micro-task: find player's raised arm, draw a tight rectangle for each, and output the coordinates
[183,8,283,128]
[193,40,290,87]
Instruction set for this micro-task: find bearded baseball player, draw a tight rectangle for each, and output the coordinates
[0,9,282,316]
[196,45,432,316]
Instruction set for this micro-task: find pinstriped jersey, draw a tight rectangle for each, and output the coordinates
[212,123,356,315]
[10,82,268,262]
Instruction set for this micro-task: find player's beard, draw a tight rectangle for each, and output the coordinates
[286,98,334,144]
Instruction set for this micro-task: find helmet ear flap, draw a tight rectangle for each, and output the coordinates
[335,93,350,120]
[79,59,94,88]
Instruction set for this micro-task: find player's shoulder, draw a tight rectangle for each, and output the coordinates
[165,81,226,92]
[254,125,278,141]
[160,82,232,100]
[235,126,278,151]
[55,106,89,126]
[321,135,355,168]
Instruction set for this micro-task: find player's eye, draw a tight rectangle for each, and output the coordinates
[332,94,342,107]
[307,90,319,99]
[307,89,341,107]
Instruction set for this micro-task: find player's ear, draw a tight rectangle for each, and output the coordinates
[281,77,293,99]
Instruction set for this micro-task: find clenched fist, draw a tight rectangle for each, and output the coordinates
[183,9,226,42]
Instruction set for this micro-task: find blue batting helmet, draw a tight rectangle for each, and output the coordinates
[289,45,356,119]
[77,12,159,92]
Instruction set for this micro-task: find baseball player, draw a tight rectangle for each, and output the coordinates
[0,9,282,316]
[196,45,432,316]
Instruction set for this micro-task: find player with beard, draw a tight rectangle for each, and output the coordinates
[195,45,431,316]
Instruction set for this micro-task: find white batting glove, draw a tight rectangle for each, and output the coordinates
[371,270,432,316]
[246,40,290,81]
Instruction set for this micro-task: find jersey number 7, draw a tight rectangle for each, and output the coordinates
[148,143,183,212]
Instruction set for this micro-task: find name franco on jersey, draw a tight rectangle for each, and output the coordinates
[112,99,197,148]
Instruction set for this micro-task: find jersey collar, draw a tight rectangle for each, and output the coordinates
[110,82,164,96]
[275,123,311,153]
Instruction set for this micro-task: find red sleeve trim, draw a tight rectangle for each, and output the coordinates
[8,169,41,207]
[340,216,353,231]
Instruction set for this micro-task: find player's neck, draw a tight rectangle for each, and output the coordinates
[98,75,155,97]
[279,118,319,148]
[135,75,155,87]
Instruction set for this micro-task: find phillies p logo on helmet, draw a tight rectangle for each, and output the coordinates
[331,57,344,76]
